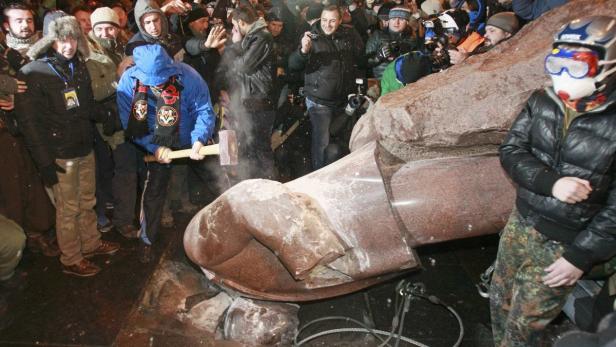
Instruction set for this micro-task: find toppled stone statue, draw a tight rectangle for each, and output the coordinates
[184,0,616,302]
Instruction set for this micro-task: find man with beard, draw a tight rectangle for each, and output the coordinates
[3,3,40,72]
[182,7,226,104]
[448,11,520,65]
[0,4,58,258]
[366,6,417,79]
[86,7,141,239]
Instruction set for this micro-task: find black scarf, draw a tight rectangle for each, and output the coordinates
[126,77,182,148]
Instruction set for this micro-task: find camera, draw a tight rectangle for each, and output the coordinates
[308,32,320,40]
[388,40,401,56]
[345,79,367,116]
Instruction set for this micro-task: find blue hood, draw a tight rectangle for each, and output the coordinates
[132,44,180,86]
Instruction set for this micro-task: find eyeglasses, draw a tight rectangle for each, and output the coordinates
[545,48,599,79]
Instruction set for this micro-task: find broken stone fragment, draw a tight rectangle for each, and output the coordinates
[141,261,218,317]
[223,297,300,346]
[180,292,233,334]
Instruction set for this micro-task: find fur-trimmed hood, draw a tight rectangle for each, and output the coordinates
[27,16,90,61]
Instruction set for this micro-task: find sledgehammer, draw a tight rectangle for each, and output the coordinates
[143,129,238,165]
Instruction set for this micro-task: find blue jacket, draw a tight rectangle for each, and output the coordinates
[117,44,215,154]
[512,0,568,21]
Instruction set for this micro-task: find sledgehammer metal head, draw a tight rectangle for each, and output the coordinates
[218,130,238,166]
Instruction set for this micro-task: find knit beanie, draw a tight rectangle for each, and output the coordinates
[182,7,208,27]
[399,52,432,84]
[305,3,323,21]
[389,7,411,21]
[377,2,395,20]
[90,7,120,28]
[486,12,520,34]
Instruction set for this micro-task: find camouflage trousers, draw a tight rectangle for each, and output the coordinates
[490,210,574,347]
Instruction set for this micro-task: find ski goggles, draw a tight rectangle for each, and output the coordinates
[545,48,599,79]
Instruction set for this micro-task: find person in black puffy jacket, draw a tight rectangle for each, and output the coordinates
[288,5,366,170]
[491,16,616,346]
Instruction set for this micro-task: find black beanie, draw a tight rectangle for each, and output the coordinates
[182,7,208,27]
[306,3,323,21]
[399,53,433,85]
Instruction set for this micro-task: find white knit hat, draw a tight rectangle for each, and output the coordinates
[90,7,120,28]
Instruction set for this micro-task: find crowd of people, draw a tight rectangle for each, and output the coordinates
[0,0,542,278]
[9,0,616,345]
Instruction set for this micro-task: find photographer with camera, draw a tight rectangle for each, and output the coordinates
[379,11,470,96]
[366,6,417,79]
[288,5,366,170]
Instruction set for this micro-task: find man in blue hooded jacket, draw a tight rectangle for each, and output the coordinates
[117,44,215,263]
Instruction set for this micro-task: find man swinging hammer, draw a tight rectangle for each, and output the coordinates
[117,43,216,263]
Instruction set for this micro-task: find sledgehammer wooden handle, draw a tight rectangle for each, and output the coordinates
[143,144,220,162]
[143,130,238,165]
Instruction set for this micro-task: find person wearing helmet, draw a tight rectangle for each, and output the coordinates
[440,9,486,65]
[491,16,616,346]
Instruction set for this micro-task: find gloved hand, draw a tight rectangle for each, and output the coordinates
[6,48,28,71]
[377,43,393,62]
[102,107,122,136]
[39,163,66,187]
[90,106,109,123]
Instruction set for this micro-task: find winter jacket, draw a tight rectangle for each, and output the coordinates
[183,37,221,104]
[380,51,432,96]
[366,28,418,79]
[227,18,275,104]
[500,88,616,273]
[288,22,366,107]
[457,32,485,54]
[85,38,125,150]
[15,15,95,169]
[15,50,95,168]
[117,44,215,155]
[512,0,568,21]
[125,0,184,59]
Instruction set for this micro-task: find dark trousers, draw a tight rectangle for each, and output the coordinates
[140,159,215,245]
[236,109,276,180]
[93,130,113,221]
[112,142,144,228]
[0,130,55,235]
[306,98,343,171]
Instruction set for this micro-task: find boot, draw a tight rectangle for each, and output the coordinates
[27,233,60,257]
[62,259,101,277]
[116,224,140,239]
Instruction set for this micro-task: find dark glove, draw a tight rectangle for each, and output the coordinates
[39,163,66,187]
[377,43,393,62]
[6,48,28,72]
[102,107,122,136]
[90,106,108,123]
